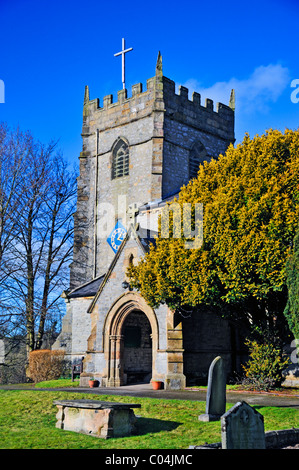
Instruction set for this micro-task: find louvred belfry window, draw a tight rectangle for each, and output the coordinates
[112,138,129,179]
[189,141,207,179]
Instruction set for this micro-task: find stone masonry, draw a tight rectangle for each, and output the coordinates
[70,53,234,288]
[53,53,236,389]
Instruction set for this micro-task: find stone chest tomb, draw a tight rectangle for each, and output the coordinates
[54,399,141,438]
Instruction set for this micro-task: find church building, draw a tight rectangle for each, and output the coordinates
[53,51,246,389]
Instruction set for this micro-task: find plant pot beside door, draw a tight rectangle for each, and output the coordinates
[151,380,163,390]
[88,379,99,388]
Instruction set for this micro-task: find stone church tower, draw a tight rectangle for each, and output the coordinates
[53,53,241,389]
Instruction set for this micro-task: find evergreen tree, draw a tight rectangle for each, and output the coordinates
[284,227,299,340]
[129,129,299,335]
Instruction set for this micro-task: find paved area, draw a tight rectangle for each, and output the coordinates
[1,383,299,409]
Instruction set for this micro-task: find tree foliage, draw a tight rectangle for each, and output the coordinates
[129,129,299,331]
[284,226,299,339]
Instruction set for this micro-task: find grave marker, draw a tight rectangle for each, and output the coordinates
[0,340,5,364]
[198,355,226,421]
[221,401,266,449]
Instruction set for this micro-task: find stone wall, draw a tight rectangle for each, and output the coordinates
[70,62,234,290]
[162,78,234,196]
[52,297,92,363]
[182,310,247,385]
[80,235,169,385]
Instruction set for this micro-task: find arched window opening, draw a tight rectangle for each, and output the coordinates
[112,138,129,179]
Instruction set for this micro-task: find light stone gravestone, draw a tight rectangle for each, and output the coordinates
[0,340,5,364]
[221,401,266,449]
[198,355,226,422]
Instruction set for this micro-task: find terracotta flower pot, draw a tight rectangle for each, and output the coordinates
[88,379,99,388]
[151,380,162,390]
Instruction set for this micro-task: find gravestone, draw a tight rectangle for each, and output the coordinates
[221,401,266,449]
[0,340,5,364]
[198,356,226,421]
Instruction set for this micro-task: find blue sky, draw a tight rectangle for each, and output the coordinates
[0,0,298,164]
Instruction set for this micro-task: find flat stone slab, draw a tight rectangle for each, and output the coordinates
[54,399,141,410]
[54,400,141,439]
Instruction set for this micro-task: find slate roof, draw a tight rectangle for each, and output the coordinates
[67,274,106,299]
[138,190,180,212]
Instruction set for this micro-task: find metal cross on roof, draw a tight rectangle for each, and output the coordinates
[114,38,133,90]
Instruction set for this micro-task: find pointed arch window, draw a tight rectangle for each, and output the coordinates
[189,141,207,179]
[112,138,129,179]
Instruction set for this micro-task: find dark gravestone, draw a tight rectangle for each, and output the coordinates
[198,356,226,422]
[221,401,266,449]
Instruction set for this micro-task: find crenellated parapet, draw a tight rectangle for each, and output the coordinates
[82,53,235,145]
[82,75,234,123]
[161,77,235,142]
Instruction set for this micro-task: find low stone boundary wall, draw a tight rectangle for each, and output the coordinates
[265,428,299,448]
[190,428,299,449]
[54,399,141,439]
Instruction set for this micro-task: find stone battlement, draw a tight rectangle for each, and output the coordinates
[82,69,235,146]
[84,74,234,120]
[82,53,234,145]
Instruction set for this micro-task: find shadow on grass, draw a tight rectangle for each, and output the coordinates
[134,417,182,436]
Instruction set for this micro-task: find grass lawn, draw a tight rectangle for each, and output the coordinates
[0,388,298,449]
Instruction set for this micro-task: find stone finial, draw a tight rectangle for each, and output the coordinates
[156,51,163,77]
[229,89,235,111]
[84,85,90,104]
[83,85,90,120]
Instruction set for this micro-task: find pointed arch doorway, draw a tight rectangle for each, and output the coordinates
[123,310,152,384]
[103,293,159,387]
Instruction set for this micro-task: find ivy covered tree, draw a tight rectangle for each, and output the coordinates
[128,129,299,336]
